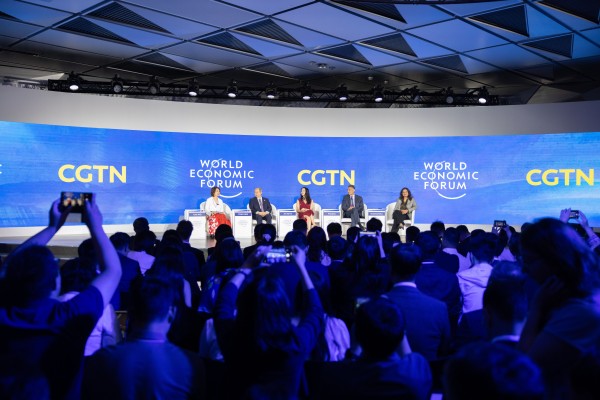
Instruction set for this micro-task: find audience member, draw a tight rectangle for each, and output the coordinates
[128,230,156,275]
[387,244,451,360]
[326,222,342,239]
[0,199,121,399]
[326,235,347,263]
[244,223,264,259]
[109,232,142,310]
[83,275,206,399]
[307,226,331,267]
[456,224,470,257]
[365,217,383,233]
[293,218,308,236]
[405,225,420,244]
[200,224,235,291]
[430,220,446,240]
[457,232,496,314]
[176,219,206,272]
[442,227,470,272]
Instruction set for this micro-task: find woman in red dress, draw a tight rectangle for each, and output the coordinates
[296,186,315,231]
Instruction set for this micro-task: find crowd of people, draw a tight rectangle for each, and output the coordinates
[1,198,599,400]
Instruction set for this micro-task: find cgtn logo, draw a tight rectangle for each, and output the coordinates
[59,164,126,183]
[189,159,255,198]
[297,170,355,186]
[526,169,594,186]
[413,161,479,200]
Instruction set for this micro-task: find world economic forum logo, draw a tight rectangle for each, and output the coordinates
[189,159,255,198]
[413,161,479,200]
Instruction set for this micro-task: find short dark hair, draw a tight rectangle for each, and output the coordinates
[292,218,308,232]
[2,246,59,305]
[327,236,348,260]
[129,275,178,324]
[366,218,383,232]
[348,184,355,189]
[347,226,360,243]
[60,258,96,294]
[210,186,220,197]
[326,222,342,236]
[253,223,265,240]
[215,224,233,242]
[430,221,446,238]
[443,227,459,247]
[444,342,544,400]
[389,244,422,280]
[110,232,131,252]
[356,297,405,359]
[133,230,156,253]
[406,226,420,244]
[416,231,440,258]
[133,217,149,234]
[284,230,308,250]
[176,220,194,241]
[260,224,276,244]
[469,233,497,264]
[483,262,528,324]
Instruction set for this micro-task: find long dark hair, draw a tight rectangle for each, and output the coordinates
[300,186,312,204]
[399,187,413,202]
[307,226,327,263]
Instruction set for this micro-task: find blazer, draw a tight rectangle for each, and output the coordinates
[249,196,272,216]
[341,194,364,215]
[393,198,417,219]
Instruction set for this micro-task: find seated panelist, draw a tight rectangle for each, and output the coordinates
[249,187,272,225]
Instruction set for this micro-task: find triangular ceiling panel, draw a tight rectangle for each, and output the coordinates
[136,52,195,71]
[523,34,573,58]
[518,65,556,82]
[332,1,406,23]
[197,32,262,56]
[539,0,600,24]
[235,19,302,46]
[0,10,20,21]
[361,33,416,57]
[88,2,170,34]
[57,17,135,44]
[317,44,371,65]
[244,62,293,78]
[421,55,468,74]
[469,5,529,36]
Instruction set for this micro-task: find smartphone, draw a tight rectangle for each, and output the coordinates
[355,297,370,310]
[358,231,377,237]
[263,247,290,264]
[493,220,507,228]
[569,210,580,219]
[60,191,93,213]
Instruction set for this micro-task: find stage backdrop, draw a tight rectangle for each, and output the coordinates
[0,120,598,227]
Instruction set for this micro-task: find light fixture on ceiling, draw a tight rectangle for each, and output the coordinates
[301,84,312,101]
[478,87,489,104]
[67,71,80,91]
[187,79,199,97]
[265,83,277,99]
[410,86,421,103]
[227,80,238,98]
[111,74,123,94]
[445,87,454,104]
[373,86,384,102]
[337,84,348,101]
[148,76,160,95]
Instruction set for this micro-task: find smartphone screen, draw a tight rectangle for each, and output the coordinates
[263,247,289,264]
[60,191,93,213]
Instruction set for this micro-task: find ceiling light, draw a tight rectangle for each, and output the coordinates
[445,87,454,104]
[373,86,384,103]
[301,84,312,101]
[148,76,160,95]
[337,84,348,101]
[111,74,123,94]
[265,83,277,99]
[478,87,489,104]
[227,81,238,98]
[67,72,80,91]
[187,79,199,97]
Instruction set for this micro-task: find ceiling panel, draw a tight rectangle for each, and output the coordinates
[0,35,18,46]
[276,52,367,76]
[162,42,263,67]
[219,0,313,15]
[581,27,600,47]
[572,35,600,59]
[535,2,600,30]
[12,40,123,67]
[525,5,571,38]
[90,19,181,49]
[0,19,42,39]
[14,0,101,14]
[389,4,454,28]
[466,44,549,69]
[354,44,409,67]
[0,52,98,74]
[436,1,522,17]
[407,19,509,52]
[0,1,71,25]
[271,19,345,49]
[379,62,447,85]
[230,32,302,58]
[159,53,230,74]
[276,3,394,41]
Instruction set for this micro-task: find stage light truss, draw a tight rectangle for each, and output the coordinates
[47,78,500,106]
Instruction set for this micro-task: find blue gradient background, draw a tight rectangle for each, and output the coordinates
[0,121,598,227]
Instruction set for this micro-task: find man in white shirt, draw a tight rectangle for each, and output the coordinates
[457,233,497,314]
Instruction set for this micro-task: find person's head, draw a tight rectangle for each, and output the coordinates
[59,258,97,294]
[254,187,262,198]
[161,229,182,245]
[326,222,342,238]
[355,297,406,360]
[300,187,312,204]
[366,218,383,232]
[1,246,60,306]
[483,262,528,337]
[508,232,522,262]
[521,218,600,297]
[415,231,441,260]
[347,184,355,196]
[443,342,544,400]
[215,224,234,243]
[253,223,264,241]
[469,232,497,265]
[400,187,412,200]
[389,244,422,282]
[214,237,243,274]
[260,224,276,244]
[443,227,460,249]
[456,225,470,241]
[430,221,446,239]
[284,230,308,251]
[381,232,400,256]
[405,226,420,244]
[132,230,157,254]
[307,226,327,262]
[133,217,149,235]
[327,236,348,261]
[210,186,221,197]
[176,220,194,242]
[128,275,178,329]
[347,226,360,244]
[351,235,381,273]
[292,218,308,235]
[110,232,131,254]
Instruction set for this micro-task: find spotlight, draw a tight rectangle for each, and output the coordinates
[373,86,384,103]
[336,84,348,101]
[111,74,123,94]
[227,81,238,98]
[67,71,80,91]
[478,87,489,104]
[301,84,312,101]
[265,83,277,100]
[187,79,199,97]
[148,76,160,95]
[410,86,421,103]
[445,87,454,104]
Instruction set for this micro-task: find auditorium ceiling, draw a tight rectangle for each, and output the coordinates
[1,0,599,106]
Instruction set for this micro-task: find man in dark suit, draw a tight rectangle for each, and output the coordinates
[176,220,206,276]
[386,244,451,361]
[248,187,273,225]
[109,232,142,310]
[341,184,364,230]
